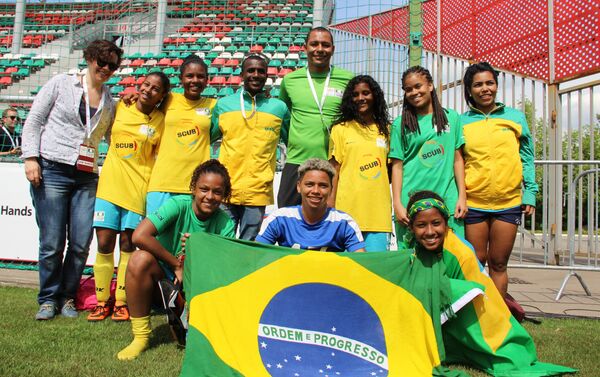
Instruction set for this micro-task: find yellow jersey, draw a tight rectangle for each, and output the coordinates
[329,120,392,232]
[97,101,164,215]
[148,93,216,193]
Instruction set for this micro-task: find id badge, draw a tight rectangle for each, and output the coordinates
[76,144,96,172]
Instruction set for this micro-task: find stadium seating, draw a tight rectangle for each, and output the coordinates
[0,0,313,102]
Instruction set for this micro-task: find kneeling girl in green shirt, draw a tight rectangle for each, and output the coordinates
[117,159,235,360]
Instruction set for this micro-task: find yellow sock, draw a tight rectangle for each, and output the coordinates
[117,316,151,360]
[115,250,132,305]
[93,251,114,303]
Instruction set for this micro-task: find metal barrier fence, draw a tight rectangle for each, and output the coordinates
[330,25,599,301]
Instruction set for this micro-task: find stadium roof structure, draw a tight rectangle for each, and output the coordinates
[330,0,599,84]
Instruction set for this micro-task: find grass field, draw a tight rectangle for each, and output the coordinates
[0,286,595,377]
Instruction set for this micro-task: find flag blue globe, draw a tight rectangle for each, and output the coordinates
[258,283,388,377]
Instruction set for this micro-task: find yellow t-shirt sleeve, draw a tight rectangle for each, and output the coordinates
[329,124,344,163]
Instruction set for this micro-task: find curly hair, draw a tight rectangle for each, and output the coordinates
[400,66,448,140]
[179,53,208,76]
[463,61,499,108]
[189,159,232,202]
[83,39,123,65]
[406,190,448,223]
[333,75,389,138]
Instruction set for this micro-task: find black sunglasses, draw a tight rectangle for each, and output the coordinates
[96,58,119,71]
[7,116,18,120]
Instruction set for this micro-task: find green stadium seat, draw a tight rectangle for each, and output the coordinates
[169,77,181,86]
[282,60,296,68]
[98,141,109,155]
[172,87,184,94]
[217,87,234,97]
[32,59,45,69]
[106,76,120,85]
[202,86,218,97]
[110,85,124,95]
[163,67,177,75]
[133,67,148,76]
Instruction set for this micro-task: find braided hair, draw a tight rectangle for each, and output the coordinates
[334,75,390,138]
[189,159,232,203]
[400,66,447,142]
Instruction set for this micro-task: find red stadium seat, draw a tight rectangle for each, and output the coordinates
[250,45,263,53]
[0,76,12,86]
[209,76,226,85]
[226,76,242,86]
[170,59,184,67]
[267,67,278,76]
[130,59,144,67]
[120,86,138,96]
[278,68,293,77]
[211,58,226,67]
[119,76,136,86]
[157,58,171,66]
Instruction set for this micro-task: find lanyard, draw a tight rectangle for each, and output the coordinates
[82,73,99,142]
[306,66,332,115]
[240,90,257,120]
[1,126,17,148]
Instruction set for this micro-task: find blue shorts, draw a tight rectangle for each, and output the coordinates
[146,192,190,215]
[363,232,390,252]
[464,206,522,226]
[93,198,143,231]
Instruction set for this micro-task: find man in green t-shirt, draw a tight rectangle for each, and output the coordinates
[116,160,235,361]
[277,27,354,207]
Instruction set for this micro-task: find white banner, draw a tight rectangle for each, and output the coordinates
[0,163,283,265]
[0,162,99,264]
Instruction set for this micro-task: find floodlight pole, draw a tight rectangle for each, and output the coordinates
[436,0,442,98]
[408,0,423,67]
[12,0,26,54]
[154,0,168,54]
[547,0,563,264]
[313,0,324,27]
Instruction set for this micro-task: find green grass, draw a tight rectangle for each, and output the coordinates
[0,286,597,376]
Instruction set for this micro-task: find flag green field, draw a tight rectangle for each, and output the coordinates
[181,233,469,376]
[439,231,576,377]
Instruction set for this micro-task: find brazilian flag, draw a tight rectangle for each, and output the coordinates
[181,233,474,377]
[440,231,576,376]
